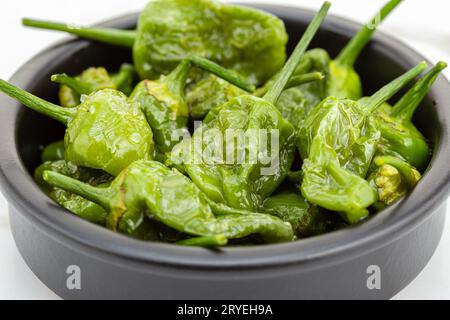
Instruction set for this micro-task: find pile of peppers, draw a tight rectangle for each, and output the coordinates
[0,0,447,247]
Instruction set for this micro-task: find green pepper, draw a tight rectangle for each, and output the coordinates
[263,189,344,238]
[370,62,447,171]
[298,62,427,223]
[42,160,294,245]
[34,160,112,225]
[23,0,288,86]
[275,0,403,129]
[368,156,421,210]
[129,55,254,155]
[53,63,135,107]
[169,2,330,211]
[187,71,324,120]
[0,80,155,176]
[41,140,65,162]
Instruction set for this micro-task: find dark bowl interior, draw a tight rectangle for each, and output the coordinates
[2,3,450,270]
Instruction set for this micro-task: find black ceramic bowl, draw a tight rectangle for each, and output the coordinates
[1,3,450,300]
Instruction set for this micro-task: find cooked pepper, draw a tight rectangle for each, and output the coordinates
[371,62,447,171]
[169,2,330,211]
[129,55,254,155]
[43,160,294,245]
[263,190,344,238]
[54,63,135,107]
[368,156,421,210]
[34,160,112,225]
[298,62,427,223]
[187,71,324,120]
[0,80,154,176]
[276,0,403,129]
[41,140,65,162]
[23,0,288,86]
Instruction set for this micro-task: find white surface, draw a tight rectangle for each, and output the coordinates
[1,0,450,300]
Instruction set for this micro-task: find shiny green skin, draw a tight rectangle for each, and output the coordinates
[133,0,287,85]
[372,103,429,171]
[64,89,154,176]
[41,140,65,162]
[170,95,296,211]
[187,75,247,120]
[34,160,112,225]
[298,97,380,223]
[45,160,294,243]
[130,80,189,156]
[263,191,344,237]
[326,60,362,100]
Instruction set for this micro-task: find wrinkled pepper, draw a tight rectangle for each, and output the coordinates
[23,0,288,86]
[371,62,447,171]
[43,160,294,245]
[298,62,427,223]
[169,2,330,211]
[53,63,135,107]
[187,71,324,120]
[0,80,154,176]
[129,55,254,155]
[276,0,403,128]
[367,156,421,210]
[34,160,112,225]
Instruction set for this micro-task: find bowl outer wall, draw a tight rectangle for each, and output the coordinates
[0,4,450,276]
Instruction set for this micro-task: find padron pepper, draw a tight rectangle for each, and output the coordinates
[43,160,294,246]
[129,55,254,155]
[0,80,154,176]
[169,2,331,211]
[367,156,421,210]
[23,0,288,86]
[53,63,135,107]
[34,160,112,225]
[298,62,427,223]
[370,62,447,171]
[41,140,65,163]
[276,0,403,129]
[187,71,324,120]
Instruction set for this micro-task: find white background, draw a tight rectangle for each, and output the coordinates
[1,0,450,299]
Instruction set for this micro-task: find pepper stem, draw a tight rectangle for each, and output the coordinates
[362,61,427,113]
[112,63,135,92]
[263,1,331,104]
[22,18,136,48]
[335,0,403,67]
[163,60,193,98]
[374,156,421,187]
[391,61,448,121]
[51,74,92,95]
[286,72,325,89]
[0,79,74,124]
[43,171,112,210]
[176,235,228,247]
[189,55,255,92]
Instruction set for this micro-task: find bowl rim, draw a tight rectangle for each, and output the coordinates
[1,3,450,271]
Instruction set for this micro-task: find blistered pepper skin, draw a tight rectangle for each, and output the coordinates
[43,160,294,244]
[64,90,154,176]
[133,0,287,85]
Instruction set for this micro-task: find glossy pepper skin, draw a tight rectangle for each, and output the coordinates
[0,81,154,176]
[43,160,294,245]
[23,0,288,86]
[367,156,421,210]
[130,55,254,156]
[370,62,447,171]
[41,140,65,163]
[34,160,112,225]
[275,0,403,129]
[169,3,331,211]
[187,71,324,120]
[53,63,135,107]
[298,62,427,223]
